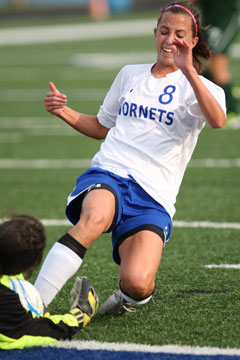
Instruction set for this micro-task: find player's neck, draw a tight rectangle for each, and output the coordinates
[151,63,179,78]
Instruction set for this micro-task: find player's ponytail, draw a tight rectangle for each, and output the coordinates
[192,10,211,74]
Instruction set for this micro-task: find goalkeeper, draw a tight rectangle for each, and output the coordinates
[0,215,98,350]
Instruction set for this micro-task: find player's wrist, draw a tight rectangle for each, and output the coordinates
[182,65,198,79]
[70,307,91,328]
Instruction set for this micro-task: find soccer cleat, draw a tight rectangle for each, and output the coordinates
[99,290,136,316]
[70,276,98,319]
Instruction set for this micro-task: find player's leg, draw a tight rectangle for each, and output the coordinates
[119,230,163,300]
[35,188,116,306]
[100,176,172,315]
[68,188,116,248]
[100,230,164,315]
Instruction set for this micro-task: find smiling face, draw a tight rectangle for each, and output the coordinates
[154,11,197,72]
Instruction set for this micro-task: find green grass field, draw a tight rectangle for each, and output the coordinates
[0,11,240,349]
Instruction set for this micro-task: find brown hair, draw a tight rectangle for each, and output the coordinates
[0,215,46,277]
[157,0,211,73]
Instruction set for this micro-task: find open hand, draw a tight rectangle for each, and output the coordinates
[171,37,195,74]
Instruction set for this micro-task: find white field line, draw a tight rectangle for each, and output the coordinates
[43,219,240,230]
[174,220,240,230]
[50,340,240,356]
[1,158,240,169]
[204,264,240,269]
[0,67,116,81]
[0,133,22,143]
[0,116,81,136]
[0,19,238,61]
[190,158,240,168]
[0,19,156,46]
[0,159,91,169]
[70,51,156,69]
[1,218,239,230]
[0,131,80,138]
[0,119,69,129]
[0,47,237,81]
[0,117,80,135]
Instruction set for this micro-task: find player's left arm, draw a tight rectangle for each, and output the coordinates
[184,69,226,128]
[172,38,226,128]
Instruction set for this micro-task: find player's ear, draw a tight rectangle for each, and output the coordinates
[192,36,199,48]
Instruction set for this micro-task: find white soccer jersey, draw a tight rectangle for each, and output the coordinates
[92,64,226,218]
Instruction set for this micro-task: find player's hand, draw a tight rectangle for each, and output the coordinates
[44,82,68,116]
[70,276,98,328]
[171,37,195,74]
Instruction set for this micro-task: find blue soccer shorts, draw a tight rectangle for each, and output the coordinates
[66,167,172,265]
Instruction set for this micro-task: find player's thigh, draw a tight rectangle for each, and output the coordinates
[69,189,116,243]
[119,230,164,287]
[81,188,116,230]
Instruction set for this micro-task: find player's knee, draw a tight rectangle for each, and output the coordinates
[80,210,109,233]
[121,272,154,300]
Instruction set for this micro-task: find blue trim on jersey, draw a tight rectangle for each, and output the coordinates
[17,279,40,317]
[9,278,16,293]
[9,279,40,317]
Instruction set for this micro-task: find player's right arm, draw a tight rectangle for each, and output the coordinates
[0,284,78,349]
[0,277,98,350]
[44,82,109,140]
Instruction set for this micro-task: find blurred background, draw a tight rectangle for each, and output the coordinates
[0,0,239,121]
[0,0,239,218]
[0,1,239,348]
[0,0,164,17]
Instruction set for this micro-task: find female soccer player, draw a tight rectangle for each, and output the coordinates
[35,1,226,315]
[0,215,98,349]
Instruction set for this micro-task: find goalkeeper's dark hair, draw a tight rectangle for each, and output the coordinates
[157,0,211,74]
[0,215,46,278]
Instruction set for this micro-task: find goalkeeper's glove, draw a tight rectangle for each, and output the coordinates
[70,276,98,329]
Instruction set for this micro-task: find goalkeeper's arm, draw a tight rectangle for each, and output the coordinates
[0,276,98,349]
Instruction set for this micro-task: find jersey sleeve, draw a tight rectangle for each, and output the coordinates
[97,66,127,128]
[0,284,79,350]
[187,77,226,121]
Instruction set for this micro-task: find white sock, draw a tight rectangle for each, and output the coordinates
[121,290,153,305]
[34,242,82,306]
[119,281,153,305]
